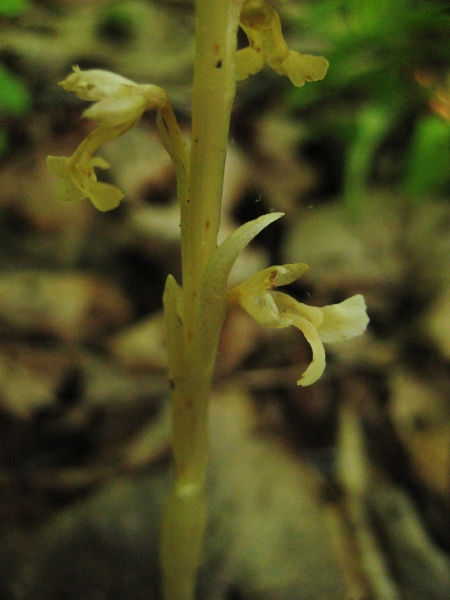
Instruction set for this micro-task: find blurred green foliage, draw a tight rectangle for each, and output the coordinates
[289,0,450,207]
[97,3,137,45]
[0,0,32,157]
[0,64,32,117]
[404,113,450,197]
[0,0,31,18]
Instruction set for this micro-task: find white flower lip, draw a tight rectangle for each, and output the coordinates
[317,294,370,344]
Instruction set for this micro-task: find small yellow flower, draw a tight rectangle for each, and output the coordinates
[228,264,369,385]
[47,67,168,211]
[236,0,329,86]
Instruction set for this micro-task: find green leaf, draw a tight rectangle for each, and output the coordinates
[0,65,31,116]
[0,128,8,156]
[0,0,31,17]
[404,115,450,198]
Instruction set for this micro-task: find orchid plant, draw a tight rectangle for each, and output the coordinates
[47,1,369,599]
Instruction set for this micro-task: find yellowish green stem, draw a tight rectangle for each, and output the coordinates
[161,1,243,599]
[181,0,242,340]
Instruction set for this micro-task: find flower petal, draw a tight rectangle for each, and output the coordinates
[83,179,124,212]
[46,156,84,203]
[82,93,150,127]
[316,294,369,344]
[46,155,70,178]
[56,177,85,203]
[48,149,124,211]
[227,263,309,315]
[240,289,291,327]
[272,291,324,328]
[289,314,326,386]
[59,66,137,102]
[235,45,265,81]
[89,156,110,170]
[272,51,329,88]
[233,263,309,293]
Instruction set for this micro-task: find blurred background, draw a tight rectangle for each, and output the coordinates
[0,1,449,598]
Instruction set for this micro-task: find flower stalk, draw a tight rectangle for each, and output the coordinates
[161,3,243,598]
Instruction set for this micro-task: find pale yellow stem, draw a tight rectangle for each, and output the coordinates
[181,0,242,341]
[161,2,244,599]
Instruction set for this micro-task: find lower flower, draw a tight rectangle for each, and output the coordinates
[227,264,369,385]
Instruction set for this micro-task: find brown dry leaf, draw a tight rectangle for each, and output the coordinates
[0,271,132,342]
[425,285,450,361]
[282,194,406,308]
[109,310,168,371]
[0,344,73,418]
[389,368,450,500]
[249,112,318,213]
[405,199,450,294]
[11,387,345,599]
[368,482,450,600]
[0,0,195,107]
[216,306,261,376]
[100,125,177,203]
[0,146,93,268]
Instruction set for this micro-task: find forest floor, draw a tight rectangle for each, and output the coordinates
[0,2,449,599]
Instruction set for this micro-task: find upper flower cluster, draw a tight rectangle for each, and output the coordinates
[236,0,329,86]
[47,67,168,211]
[227,263,369,385]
